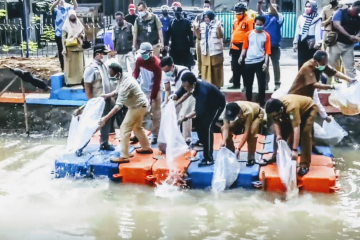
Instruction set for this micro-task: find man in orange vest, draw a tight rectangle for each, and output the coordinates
[228,2,254,90]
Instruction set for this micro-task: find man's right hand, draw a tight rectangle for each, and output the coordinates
[168,93,178,101]
[348,35,358,43]
[238,57,243,65]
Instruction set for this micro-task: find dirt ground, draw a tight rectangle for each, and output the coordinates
[0,57,61,81]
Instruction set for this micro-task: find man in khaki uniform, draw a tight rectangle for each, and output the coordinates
[133,1,164,58]
[321,0,342,50]
[221,101,264,166]
[265,95,318,176]
[99,63,153,163]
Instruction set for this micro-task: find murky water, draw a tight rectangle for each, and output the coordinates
[0,134,359,240]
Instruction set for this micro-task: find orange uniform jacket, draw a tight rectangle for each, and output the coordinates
[231,14,254,50]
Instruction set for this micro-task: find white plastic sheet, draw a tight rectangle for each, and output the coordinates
[66,115,79,152]
[158,101,189,166]
[329,80,360,115]
[212,147,241,192]
[314,120,348,146]
[66,97,105,153]
[276,140,298,199]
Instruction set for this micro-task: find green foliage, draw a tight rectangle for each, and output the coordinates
[2,45,13,52]
[20,41,38,53]
[41,26,55,42]
[31,15,41,24]
[0,9,6,18]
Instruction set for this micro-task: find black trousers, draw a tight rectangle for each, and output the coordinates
[196,105,225,160]
[244,61,266,106]
[230,47,245,87]
[297,37,317,70]
[100,99,112,144]
[170,50,192,69]
[55,36,64,71]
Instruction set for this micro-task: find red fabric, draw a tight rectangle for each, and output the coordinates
[133,56,162,100]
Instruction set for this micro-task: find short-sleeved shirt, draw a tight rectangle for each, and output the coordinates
[288,59,337,98]
[243,30,271,64]
[321,5,339,31]
[279,94,316,127]
[133,12,163,34]
[333,9,360,44]
[83,61,111,95]
[115,73,148,109]
[234,101,261,126]
[54,3,73,37]
[163,65,189,90]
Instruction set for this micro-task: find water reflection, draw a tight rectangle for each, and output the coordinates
[0,135,359,239]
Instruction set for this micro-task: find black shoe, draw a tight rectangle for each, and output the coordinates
[151,136,158,145]
[75,149,83,157]
[198,158,214,167]
[130,136,139,144]
[229,76,233,83]
[298,167,309,176]
[246,159,255,167]
[227,85,240,90]
[191,140,203,147]
[100,142,115,151]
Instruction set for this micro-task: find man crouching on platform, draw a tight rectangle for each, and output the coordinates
[221,101,264,166]
[98,63,153,163]
[265,95,318,176]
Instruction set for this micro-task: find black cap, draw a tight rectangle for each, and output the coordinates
[224,103,241,121]
[94,44,109,54]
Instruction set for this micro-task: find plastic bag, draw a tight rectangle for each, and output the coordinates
[67,97,105,153]
[158,101,189,166]
[271,85,291,99]
[276,140,298,199]
[66,115,79,152]
[314,120,348,146]
[329,80,360,115]
[212,147,241,192]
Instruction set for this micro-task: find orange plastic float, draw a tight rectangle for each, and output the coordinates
[113,148,160,185]
[150,150,197,185]
[259,153,339,193]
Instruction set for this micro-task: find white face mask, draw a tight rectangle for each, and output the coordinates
[101,55,108,63]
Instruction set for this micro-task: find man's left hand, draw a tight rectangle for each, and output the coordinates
[99,117,106,128]
[262,63,268,72]
[291,150,298,161]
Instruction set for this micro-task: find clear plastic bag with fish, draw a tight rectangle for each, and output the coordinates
[158,100,189,165]
[276,140,298,199]
[212,147,240,192]
[329,80,360,116]
[66,115,79,152]
[67,97,105,153]
[314,119,348,146]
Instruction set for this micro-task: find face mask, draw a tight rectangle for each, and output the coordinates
[162,11,168,16]
[236,14,244,20]
[175,13,182,19]
[142,53,150,60]
[203,7,210,13]
[255,25,264,31]
[317,65,326,71]
[70,18,76,23]
[138,11,146,17]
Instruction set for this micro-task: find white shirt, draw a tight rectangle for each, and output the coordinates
[293,15,322,45]
[313,89,328,119]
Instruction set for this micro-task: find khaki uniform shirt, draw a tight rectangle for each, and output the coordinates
[279,94,316,127]
[115,73,148,109]
[321,5,340,31]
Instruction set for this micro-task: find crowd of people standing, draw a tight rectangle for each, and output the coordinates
[51,0,360,176]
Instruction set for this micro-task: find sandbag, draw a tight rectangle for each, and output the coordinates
[158,101,189,165]
[276,140,298,198]
[314,120,347,146]
[329,80,360,115]
[212,147,240,192]
[67,97,105,153]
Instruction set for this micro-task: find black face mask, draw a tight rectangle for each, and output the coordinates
[70,18,76,23]
[175,12,182,20]
[162,11,168,16]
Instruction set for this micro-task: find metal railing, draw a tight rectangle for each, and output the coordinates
[215,11,297,44]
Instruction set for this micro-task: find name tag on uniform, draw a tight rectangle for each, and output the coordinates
[147,25,151,33]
